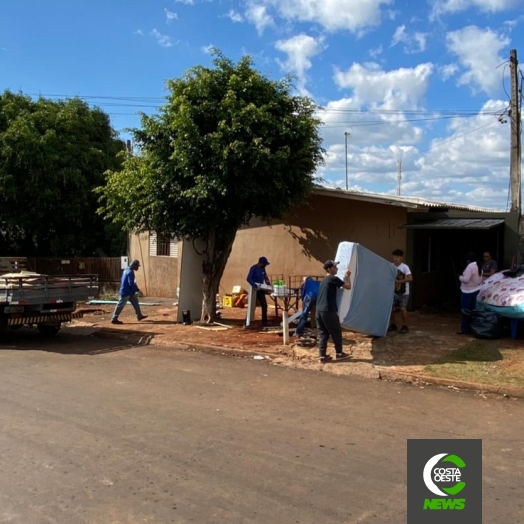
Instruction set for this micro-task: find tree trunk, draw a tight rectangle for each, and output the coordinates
[200,226,238,323]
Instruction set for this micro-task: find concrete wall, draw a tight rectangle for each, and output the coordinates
[129,232,178,298]
[220,194,408,294]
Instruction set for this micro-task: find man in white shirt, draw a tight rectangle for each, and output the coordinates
[388,249,413,334]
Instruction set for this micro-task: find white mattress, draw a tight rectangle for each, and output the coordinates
[334,242,398,337]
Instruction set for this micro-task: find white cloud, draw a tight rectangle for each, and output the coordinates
[275,34,325,95]
[317,98,510,209]
[334,62,434,110]
[245,0,393,33]
[227,9,244,23]
[446,26,510,95]
[432,0,519,18]
[503,16,524,29]
[201,44,214,54]
[164,9,178,23]
[245,3,273,34]
[390,25,427,53]
[133,29,144,36]
[391,25,407,47]
[369,45,383,58]
[413,33,427,52]
[175,0,195,4]
[439,63,459,80]
[150,29,174,47]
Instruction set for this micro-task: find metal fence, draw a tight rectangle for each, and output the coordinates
[28,257,122,283]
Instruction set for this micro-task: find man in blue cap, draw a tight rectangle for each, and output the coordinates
[247,256,271,326]
[111,259,148,325]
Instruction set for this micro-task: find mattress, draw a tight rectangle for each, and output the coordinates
[477,271,524,318]
[334,242,398,337]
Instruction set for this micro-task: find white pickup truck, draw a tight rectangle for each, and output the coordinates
[0,258,99,336]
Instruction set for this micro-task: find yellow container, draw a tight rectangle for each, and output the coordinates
[222,295,235,308]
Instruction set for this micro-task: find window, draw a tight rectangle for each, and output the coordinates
[157,234,171,256]
[149,232,178,257]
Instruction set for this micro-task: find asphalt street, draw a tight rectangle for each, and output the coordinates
[0,330,522,523]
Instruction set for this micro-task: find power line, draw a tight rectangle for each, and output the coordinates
[22,92,504,118]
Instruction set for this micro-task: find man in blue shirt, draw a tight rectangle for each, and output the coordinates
[247,256,271,327]
[111,259,148,325]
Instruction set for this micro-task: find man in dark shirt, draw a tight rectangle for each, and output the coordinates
[482,251,498,280]
[316,260,352,363]
[246,256,271,326]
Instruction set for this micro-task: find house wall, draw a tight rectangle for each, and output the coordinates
[220,194,408,294]
[129,232,178,297]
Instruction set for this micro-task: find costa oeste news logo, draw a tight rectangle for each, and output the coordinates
[407,439,482,524]
[422,453,466,510]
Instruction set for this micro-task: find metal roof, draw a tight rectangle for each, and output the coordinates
[314,186,504,213]
[400,218,505,230]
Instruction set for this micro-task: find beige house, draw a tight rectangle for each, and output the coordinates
[129,186,512,310]
[129,232,179,298]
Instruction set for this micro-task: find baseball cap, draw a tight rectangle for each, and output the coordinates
[258,256,270,266]
[130,259,141,268]
[323,260,339,270]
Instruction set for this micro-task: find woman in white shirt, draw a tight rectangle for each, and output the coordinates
[458,252,483,334]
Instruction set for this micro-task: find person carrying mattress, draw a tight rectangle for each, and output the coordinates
[316,260,353,363]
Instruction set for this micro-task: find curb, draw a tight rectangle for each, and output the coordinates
[153,340,524,399]
[72,322,524,399]
[170,341,279,360]
[378,369,524,399]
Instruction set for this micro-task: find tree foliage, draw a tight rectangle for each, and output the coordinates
[0,91,125,256]
[99,52,324,320]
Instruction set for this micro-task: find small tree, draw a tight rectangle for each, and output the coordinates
[99,52,324,321]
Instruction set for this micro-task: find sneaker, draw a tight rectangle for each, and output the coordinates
[319,355,332,364]
[137,315,148,321]
[399,325,409,334]
[335,352,353,361]
[388,323,398,332]
[111,319,123,325]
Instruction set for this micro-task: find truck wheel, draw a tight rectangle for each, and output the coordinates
[37,324,61,337]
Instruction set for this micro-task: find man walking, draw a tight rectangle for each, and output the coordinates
[111,259,148,325]
[316,260,352,363]
[246,256,271,327]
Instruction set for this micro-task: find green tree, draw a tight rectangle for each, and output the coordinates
[0,91,125,256]
[99,52,324,321]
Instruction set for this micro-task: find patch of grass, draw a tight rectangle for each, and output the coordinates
[424,340,524,389]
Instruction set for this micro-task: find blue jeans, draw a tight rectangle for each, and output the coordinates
[295,296,315,336]
[112,294,143,320]
[460,290,479,333]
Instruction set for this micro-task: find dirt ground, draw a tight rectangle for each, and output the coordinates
[69,299,524,388]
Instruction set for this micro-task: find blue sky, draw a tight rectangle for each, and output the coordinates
[1,0,523,209]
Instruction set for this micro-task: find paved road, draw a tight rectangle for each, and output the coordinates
[0,330,523,523]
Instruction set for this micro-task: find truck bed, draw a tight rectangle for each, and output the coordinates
[0,274,99,305]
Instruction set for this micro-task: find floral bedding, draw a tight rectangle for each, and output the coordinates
[477,272,524,307]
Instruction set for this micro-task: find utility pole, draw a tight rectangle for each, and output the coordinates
[397,158,402,196]
[344,132,350,191]
[509,49,523,262]
[510,49,521,213]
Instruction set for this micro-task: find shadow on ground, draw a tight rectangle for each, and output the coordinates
[0,325,158,356]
